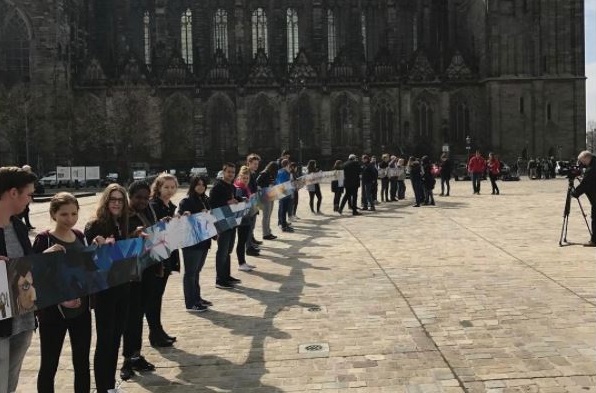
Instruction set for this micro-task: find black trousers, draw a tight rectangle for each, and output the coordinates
[122,269,154,358]
[38,306,91,393]
[215,229,236,284]
[94,285,130,393]
[339,187,358,214]
[489,173,499,194]
[309,184,322,212]
[145,265,171,338]
[236,225,250,266]
[333,187,343,209]
[380,178,389,201]
[592,205,596,243]
[397,180,406,199]
[389,178,398,200]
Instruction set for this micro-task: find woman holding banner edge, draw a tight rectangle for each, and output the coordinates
[84,183,131,393]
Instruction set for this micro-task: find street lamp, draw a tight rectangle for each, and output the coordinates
[465,135,471,157]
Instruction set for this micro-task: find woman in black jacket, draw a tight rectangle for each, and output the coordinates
[407,157,424,207]
[439,153,453,196]
[84,184,130,393]
[178,175,212,312]
[421,155,436,206]
[34,193,91,393]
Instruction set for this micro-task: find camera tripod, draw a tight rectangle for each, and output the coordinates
[559,179,592,246]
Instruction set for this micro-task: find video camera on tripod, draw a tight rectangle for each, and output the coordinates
[559,163,592,246]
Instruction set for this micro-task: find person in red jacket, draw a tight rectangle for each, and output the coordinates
[468,150,486,194]
[487,153,501,195]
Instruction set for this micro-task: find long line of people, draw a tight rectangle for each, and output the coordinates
[0,149,507,392]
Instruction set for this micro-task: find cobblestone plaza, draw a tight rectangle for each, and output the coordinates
[16,178,596,392]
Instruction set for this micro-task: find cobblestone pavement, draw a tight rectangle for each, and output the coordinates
[15,178,596,392]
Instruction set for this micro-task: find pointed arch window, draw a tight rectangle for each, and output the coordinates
[143,11,151,65]
[372,97,394,146]
[287,8,299,63]
[252,8,268,56]
[361,12,368,60]
[413,15,418,51]
[1,13,30,83]
[416,100,432,137]
[335,95,359,146]
[327,10,337,63]
[181,8,193,65]
[213,9,228,58]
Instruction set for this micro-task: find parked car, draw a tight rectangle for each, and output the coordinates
[39,171,58,188]
[556,160,571,176]
[453,163,471,181]
[500,162,519,181]
[100,173,119,187]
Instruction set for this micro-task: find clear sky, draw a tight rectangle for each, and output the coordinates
[587,0,595,129]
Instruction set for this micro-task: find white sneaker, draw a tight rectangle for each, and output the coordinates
[239,264,253,272]
[246,263,257,269]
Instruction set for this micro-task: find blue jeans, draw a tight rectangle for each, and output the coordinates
[0,330,33,393]
[472,172,482,193]
[362,182,374,208]
[278,196,291,228]
[215,229,236,284]
[182,247,208,308]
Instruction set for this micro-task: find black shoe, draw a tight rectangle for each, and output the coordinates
[27,226,35,230]
[352,211,362,216]
[132,355,155,372]
[200,298,213,307]
[246,248,260,256]
[251,237,263,245]
[413,204,420,207]
[370,207,376,211]
[229,276,242,284]
[120,359,136,381]
[187,304,209,313]
[216,282,235,289]
[149,336,173,348]
[263,234,277,240]
[361,206,369,210]
[282,226,294,232]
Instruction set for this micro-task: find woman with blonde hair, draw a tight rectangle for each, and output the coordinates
[234,166,257,272]
[147,173,178,347]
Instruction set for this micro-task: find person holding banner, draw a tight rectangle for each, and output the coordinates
[306,160,323,215]
[378,154,390,202]
[339,154,361,216]
[0,166,37,393]
[120,181,158,381]
[331,160,345,212]
[245,154,262,256]
[33,192,91,393]
[234,166,258,272]
[257,162,279,240]
[178,176,213,311]
[276,160,295,232]
[211,163,243,289]
[83,184,131,393]
[147,174,178,347]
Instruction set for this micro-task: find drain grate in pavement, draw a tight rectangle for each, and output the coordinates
[298,342,330,358]
[307,306,321,312]
[460,320,473,327]
[302,305,327,315]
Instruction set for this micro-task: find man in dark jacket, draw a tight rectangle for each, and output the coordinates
[210,163,242,289]
[0,166,37,393]
[361,155,377,211]
[571,151,596,246]
[339,154,362,216]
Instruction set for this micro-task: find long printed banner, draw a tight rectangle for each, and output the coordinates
[0,171,339,321]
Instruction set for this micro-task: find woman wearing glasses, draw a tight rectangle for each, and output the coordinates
[84,184,130,393]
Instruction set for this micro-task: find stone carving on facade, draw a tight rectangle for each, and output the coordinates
[205,49,232,85]
[288,49,318,86]
[119,54,147,85]
[328,49,356,82]
[445,51,473,81]
[81,57,106,86]
[408,50,436,82]
[247,49,276,86]
[370,46,396,82]
[161,52,195,86]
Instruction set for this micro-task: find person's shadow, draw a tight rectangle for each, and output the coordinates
[129,216,336,392]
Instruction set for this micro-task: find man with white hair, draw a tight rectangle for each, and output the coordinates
[339,154,362,216]
[571,150,596,246]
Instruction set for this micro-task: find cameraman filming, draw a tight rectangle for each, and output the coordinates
[571,150,596,247]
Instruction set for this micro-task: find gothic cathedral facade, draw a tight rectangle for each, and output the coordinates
[0,0,586,171]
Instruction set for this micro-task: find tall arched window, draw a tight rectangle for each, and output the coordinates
[361,12,367,60]
[181,9,193,65]
[213,9,228,58]
[287,8,299,63]
[327,10,337,63]
[372,97,394,146]
[416,100,432,137]
[412,15,418,51]
[334,94,359,146]
[1,13,30,83]
[143,11,151,65]
[252,8,268,56]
